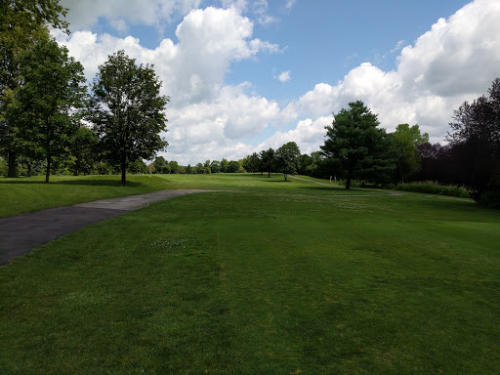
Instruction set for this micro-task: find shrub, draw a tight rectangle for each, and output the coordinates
[396,181,470,198]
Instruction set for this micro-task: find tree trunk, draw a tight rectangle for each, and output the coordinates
[45,154,51,183]
[7,150,17,177]
[121,151,127,185]
[284,173,288,182]
[267,170,271,178]
[346,173,351,190]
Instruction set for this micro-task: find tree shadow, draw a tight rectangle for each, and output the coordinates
[0,178,142,187]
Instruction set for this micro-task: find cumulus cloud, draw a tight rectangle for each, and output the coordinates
[61,0,202,31]
[276,70,291,82]
[55,7,280,105]
[55,6,289,164]
[257,116,330,154]
[285,0,500,150]
[56,0,500,163]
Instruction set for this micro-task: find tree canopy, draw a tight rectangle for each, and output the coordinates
[276,141,300,181]
[7,35,85,182]
[321,101,390,189]
[88,50,168,185]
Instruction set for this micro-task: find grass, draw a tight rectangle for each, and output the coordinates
[396,181,471,198]
[1,174,500,374]
[0,174,170,217]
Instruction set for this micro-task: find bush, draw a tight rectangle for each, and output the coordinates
[396,181,470,198]
[478,190,500,208]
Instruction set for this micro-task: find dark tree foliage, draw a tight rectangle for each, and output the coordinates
[210,160,220,173]
[9,35,86,183]
[88,50,168,185]
[168,160,179,174]
[152,156,170,174]
[220,158,229,173]
[321,101,392,189]
[243,152,261,173]
[0,0,68,177]
[70,125,98,176]
[226,160,241,173]
[276,141,300,181]
[259,148,275,177]
[448,79,500,205]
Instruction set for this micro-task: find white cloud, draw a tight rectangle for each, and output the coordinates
[61,0,202,31]
[285,0,296,10]
[286,0,500,150]
[55,7,280,106]
[56,0,500,163]
[390,40,406,53]
[252,0,277,25]
[257,116,330,154]
[277,70,291,82]
[55,6,289,164]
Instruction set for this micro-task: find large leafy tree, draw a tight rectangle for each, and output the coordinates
[152,156,170,174]
[8,35,85,183]
[390,124,429,183]
[276,142,300,181]
[88,50,169,185]
[449,78,500,205]
[243,152,261,173]
[0,0,68,177]
[321,101,390,189]
[210,160,220,173]
[259,148,275,177]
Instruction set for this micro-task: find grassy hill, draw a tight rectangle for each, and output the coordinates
[1,174,499,374]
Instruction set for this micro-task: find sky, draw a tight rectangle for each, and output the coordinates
[54,0,500,164]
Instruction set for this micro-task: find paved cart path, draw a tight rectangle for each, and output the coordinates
[0,189,217,265]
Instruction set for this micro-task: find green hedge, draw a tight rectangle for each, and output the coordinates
[396,181,470,198]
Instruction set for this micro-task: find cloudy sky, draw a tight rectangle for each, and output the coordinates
[55,0,500,164]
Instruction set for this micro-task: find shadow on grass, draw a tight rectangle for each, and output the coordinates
[0,178,143,187]
[295,185,370,193]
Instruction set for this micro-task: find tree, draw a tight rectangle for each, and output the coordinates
[220,158,229,173]
[210,160,221,173]
[226,160,240,173]
[298,153,313,175]
[203,160,212,174]
[243,152,261,173]
[185,164,193,174]
[259,148,275,177]
[449,78,500,205]
[168,160,179,174]
[88,50,168,185]
[276,142,300,181]
[321,101,389,189]
[390,124,429,183]
[69,125,98,176]
[0,0,68,177]
[195,162,204,174]
[153,156,170,174]
[9,35,85,183]
[128,159,148,174]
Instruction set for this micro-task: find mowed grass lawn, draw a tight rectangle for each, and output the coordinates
[1,174,500,374]
[0,174,171,218]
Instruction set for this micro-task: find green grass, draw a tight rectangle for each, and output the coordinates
[396,181,471,198]
[1,174,500,374]
[0,174,170,217]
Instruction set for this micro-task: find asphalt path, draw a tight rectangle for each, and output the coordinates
[0,189,216,265]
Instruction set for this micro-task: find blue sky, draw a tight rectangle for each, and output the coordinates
[57,0,499,163]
